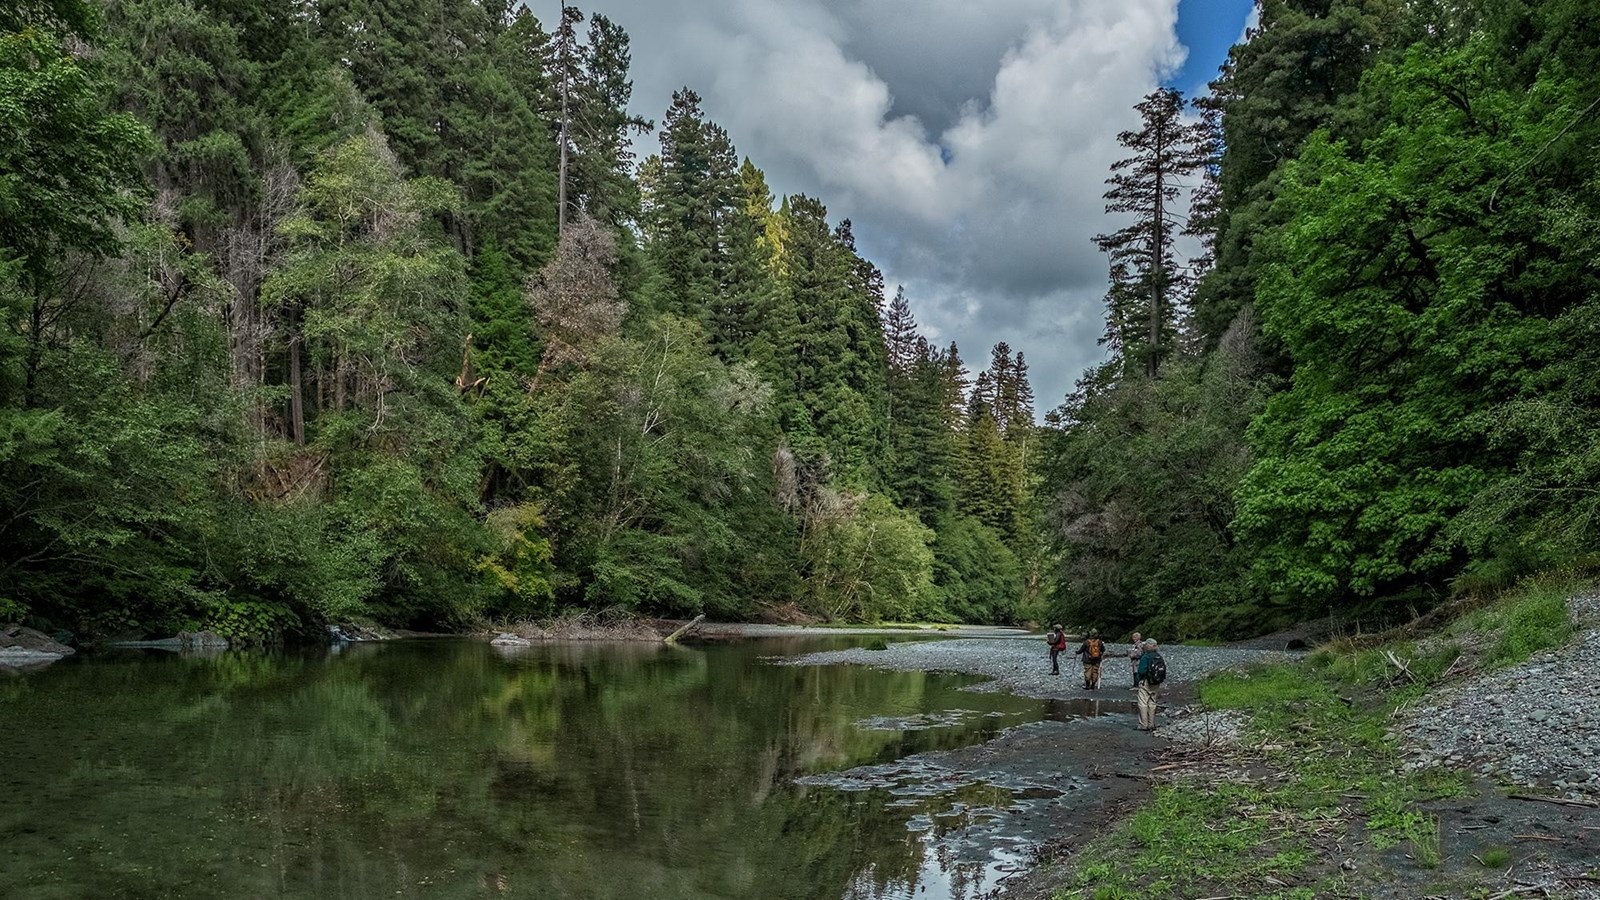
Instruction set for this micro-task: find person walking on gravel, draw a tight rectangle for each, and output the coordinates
[1127,631,1143,688]
[1074,629,1106,690]
[1135,639,1166,730]
[1046,624,1068,675]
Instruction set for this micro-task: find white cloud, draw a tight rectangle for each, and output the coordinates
[597,0,1187,409]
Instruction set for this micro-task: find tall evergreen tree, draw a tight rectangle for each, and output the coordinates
[643,88,738,321]
[1093,88,1209,377]
[708,157,778,361]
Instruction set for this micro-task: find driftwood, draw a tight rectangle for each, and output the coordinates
[1508,793,1600,809]
[1383,649,1417,683]
[663,614,705,645]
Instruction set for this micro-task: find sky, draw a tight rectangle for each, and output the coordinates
[570,0,1255,410]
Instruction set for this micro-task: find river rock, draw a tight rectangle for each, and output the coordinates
[178,630,229,651]
[491,632,532,647]
[0,623,77,667]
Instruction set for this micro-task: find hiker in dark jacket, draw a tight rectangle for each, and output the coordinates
[1073,629,1106,690]
[1135,639,1165,730]
[1046,624,1068,675]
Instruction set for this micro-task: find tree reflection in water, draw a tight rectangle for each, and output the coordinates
[1,637,1061,899]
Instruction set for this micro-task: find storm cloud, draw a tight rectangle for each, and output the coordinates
[583,0,1190,408]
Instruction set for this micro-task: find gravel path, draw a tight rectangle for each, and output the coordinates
[783,637,1295,702]
[1404,592,1600,799]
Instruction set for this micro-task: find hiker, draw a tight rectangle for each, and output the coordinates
[1135,638,1167,730]
[1127,631,1143,687]
[1045,624,1068,675]
[1073,629,1106,690]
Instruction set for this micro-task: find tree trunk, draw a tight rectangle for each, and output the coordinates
[557,6,571,238]
[1150,124,1164,379]
[24,290,44,408]
[288,321,306,446]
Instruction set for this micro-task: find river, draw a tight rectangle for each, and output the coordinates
[0,636,1124,899]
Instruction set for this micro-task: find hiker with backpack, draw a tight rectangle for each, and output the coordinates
[1073,629,1106,690]
[1045,624,1068,675]
[1135,638,1167,730]
[1127,631,1143,688]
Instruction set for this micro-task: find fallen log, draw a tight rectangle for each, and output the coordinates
[663,614,706,645]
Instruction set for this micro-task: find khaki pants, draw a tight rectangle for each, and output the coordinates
[1083,661,1101,687]
[1137,682,1159,729]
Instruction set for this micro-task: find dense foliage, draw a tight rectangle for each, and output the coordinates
[12,0,1596,642]
[0,0,1039,638]
[1043,0,1600,636]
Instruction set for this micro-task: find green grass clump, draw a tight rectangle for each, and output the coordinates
[1446,576,1577,669]
[864,637,889,651]
[1483,585,1573,667]
[1411,814,1442,869]
[1063,782,1304,898]
[1477,847,1511,868]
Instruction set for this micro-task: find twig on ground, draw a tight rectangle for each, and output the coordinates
[1509,793,1600,809]
[1485,886,1548,900]
[1384,649,1417,684]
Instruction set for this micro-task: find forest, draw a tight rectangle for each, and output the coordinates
[3,0,1599,642]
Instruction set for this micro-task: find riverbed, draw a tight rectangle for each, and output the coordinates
[0,635,1150,900]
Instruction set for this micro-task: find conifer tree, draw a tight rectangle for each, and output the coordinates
[883,287,920,375]
[643,88,738,320]
[547,8,651,229]
[1093,88,1209,377]
[939,341,969,430]
[710,158,778,361]
[958,388,1018,540]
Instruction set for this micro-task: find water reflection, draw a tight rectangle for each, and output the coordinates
[0,638,1087,900]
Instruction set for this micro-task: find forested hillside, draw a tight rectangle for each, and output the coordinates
[7,0,1600,644]
[1044,0,1600,638]
[1,0,1041,639]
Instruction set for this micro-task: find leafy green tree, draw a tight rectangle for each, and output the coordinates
[561,318,796,616]
[261,131,488,624]
[1235,45,1600,615]
[1190,0,1418,346]
[1043,317,1267,636]
[804,493,937,622]
[930,516,1021,624]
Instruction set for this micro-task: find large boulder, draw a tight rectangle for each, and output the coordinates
[0,623,76,668]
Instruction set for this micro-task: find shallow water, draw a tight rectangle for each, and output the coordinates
[0,637,1122,899]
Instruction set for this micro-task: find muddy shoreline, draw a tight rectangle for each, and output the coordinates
[782,636,1256,897]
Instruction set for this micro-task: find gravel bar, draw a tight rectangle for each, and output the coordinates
[782,637,1295,701]
[1404,591,1600,799]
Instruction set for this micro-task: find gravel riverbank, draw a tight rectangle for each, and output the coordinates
[784,637,1295,702]
[1404,591,1600,798]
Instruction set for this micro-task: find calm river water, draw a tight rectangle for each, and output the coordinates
[0,637,1086,899]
